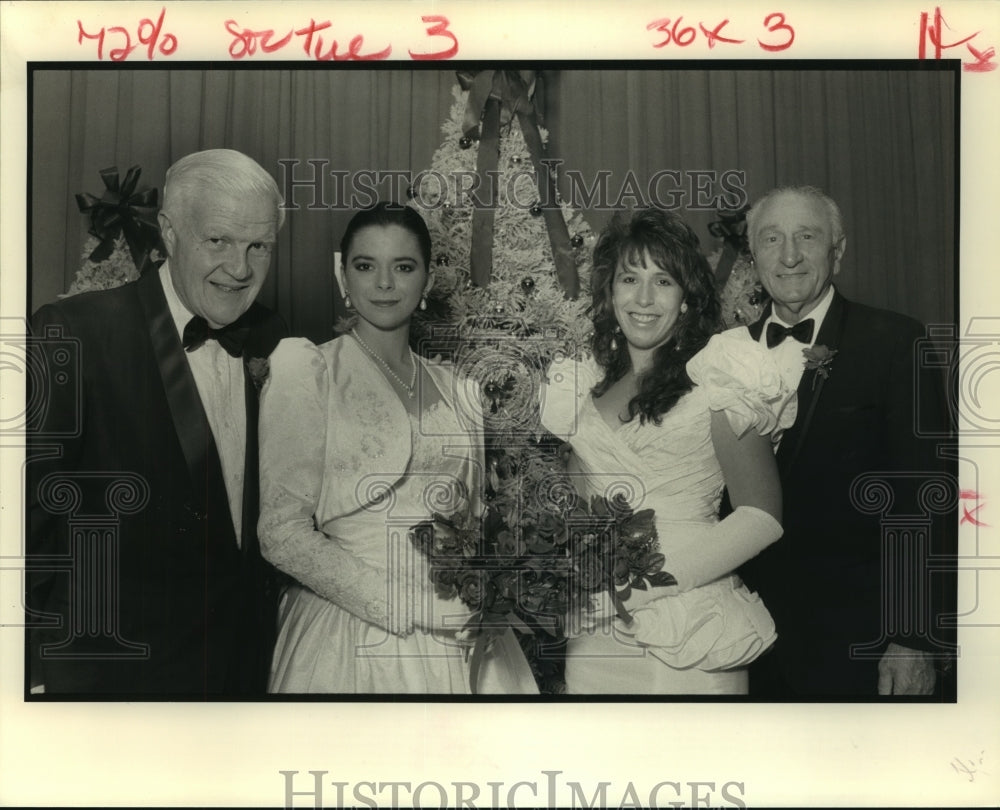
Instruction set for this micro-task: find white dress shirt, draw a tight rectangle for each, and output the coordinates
[160,263,246,544]
[758,284,836,392]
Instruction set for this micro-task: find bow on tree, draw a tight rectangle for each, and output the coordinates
[457,69,579,299]
[708,204,750,287]
[75,165,162,275]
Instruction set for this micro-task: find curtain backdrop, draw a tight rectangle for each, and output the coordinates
[31,66,955,341]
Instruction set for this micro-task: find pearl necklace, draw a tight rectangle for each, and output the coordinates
[351,329,416,398]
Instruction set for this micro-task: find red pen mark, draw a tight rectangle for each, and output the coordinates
[409,15,459,60]
[136,9,178,59]
[78,7,177,61]
[965,43,998,73]
[758,12,795,52]
[699,20,745,49]
[919,7,996,72]
[647,17,699,48]
[960,490,988,527]
[225,17,400,61]
[225,20,294,59]
[294,19,392,61]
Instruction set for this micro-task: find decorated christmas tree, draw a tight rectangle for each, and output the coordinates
[405,71,599,692]
[707,204,769,328]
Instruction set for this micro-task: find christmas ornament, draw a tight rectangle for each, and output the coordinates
[459,136,473,149]
[436,254,449,267]
[570,234,584,248]
[520,277,536,293]
[529,205,542,218]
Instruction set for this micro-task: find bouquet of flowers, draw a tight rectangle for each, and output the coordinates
[409,456,672,692]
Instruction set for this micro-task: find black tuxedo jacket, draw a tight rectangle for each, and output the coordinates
[739,291,955,696]
[27,269,286,697]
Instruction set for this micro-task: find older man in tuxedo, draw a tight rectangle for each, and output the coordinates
[738,185,954,698]
[27,149,287,696]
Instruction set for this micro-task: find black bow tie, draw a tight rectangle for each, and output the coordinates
[182,316,250,358]
[766,319,814,348]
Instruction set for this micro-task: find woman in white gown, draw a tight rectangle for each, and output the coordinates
[258,203,537,694]
[541,208,796,695]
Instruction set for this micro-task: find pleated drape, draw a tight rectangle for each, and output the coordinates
[31,66,954,340]
[547,67,955,328]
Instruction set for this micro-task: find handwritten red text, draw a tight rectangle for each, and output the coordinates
[77,8,178,61]
[647,13,794,52]
[226,14,459,61]
[959,490,988,527]
[919,7,996,72]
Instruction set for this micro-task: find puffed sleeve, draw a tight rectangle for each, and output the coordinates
[539,354,600,440]
[686,328,797,440]
[258,338,414,635]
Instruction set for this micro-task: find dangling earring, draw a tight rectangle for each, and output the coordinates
[344,293,352,309]
[610,325,621,352]
[420,296,427,311]
[680,302,688,315]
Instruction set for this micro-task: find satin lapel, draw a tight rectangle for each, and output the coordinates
[778,292,848,474]
[134,270,214,511]
[240,364,260,555]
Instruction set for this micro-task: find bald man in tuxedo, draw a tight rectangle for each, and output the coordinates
[737,185,954,697]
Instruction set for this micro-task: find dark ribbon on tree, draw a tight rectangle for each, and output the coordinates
[75,165,163,275]
[707,205,750,288]
[456,70,579,299]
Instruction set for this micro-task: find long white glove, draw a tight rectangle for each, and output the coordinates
[615,576,778,671]
[663,505,782,592]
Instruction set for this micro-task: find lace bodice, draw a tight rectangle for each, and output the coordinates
[258,337,483,634]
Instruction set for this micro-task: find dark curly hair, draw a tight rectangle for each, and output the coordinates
[590,207,721,425]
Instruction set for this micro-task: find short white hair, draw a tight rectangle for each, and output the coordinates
[161,148,285,229]
[746,185,844,253]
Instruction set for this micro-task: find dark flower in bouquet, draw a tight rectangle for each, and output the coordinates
[408,467,675,692]
[570,494,674,623]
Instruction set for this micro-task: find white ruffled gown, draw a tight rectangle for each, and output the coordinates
[540,328,797,694]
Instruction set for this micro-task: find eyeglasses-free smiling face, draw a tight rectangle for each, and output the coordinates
[336,224,432,332]
[611,247,685,358]
[751,191,846,324]
[160,188,278,329]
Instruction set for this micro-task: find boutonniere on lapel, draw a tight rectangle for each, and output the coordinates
[802,344,837,390]
[247,357,270,391]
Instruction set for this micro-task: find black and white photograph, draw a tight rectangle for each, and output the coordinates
[2,1,998,807]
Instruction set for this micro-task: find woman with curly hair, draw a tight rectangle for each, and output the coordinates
[541,207,797,694]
